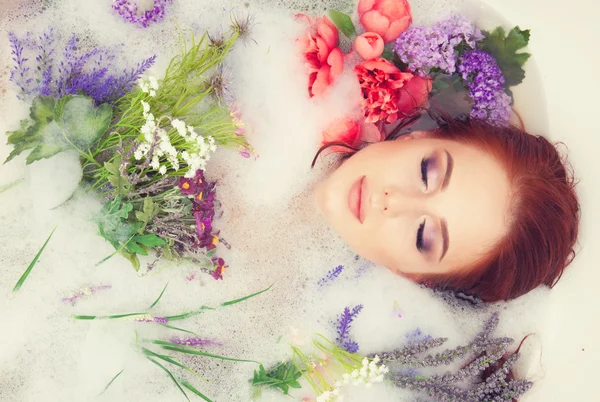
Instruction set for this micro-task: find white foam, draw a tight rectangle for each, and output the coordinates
[0,1,553,401]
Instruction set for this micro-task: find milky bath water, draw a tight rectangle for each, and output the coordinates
[0,1,554,401]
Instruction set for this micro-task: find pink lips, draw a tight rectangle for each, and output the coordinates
[348,176,366,223]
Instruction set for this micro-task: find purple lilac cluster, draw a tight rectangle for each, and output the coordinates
[458,50,512,125]
[178,170,227,280]
[8,30,155,104]
[317,265,344,287]
[335,304,363,353]
[112,0,173,28]
[61,285,112,305]
[393,15,483,77]
[169,337,223,347]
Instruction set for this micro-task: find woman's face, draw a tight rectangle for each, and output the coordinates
[315,133,512,276]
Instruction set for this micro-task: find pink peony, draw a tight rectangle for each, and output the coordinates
[358,0,412,43]
[297,15,344,97]
[322,118,384,152]
[355,32,385,60]
[355,59,431,124]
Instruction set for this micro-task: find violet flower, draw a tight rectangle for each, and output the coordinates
[318,265,345,287]
[335,304,364,353]
[457,50,512,125]
[112,0,173,28]
[7,30,155,104]
[394,15,483,77]
[61,285,112,305]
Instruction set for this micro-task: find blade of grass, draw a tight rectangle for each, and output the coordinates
[74,312,148,320]
[13,225,57,292]
[220,284,273,307]
[161,323,202,337]
[150,282,169,309]
[0,178,24,194]
[142,348,208,383]
[152,340,260,364]
[147,357,190,402]
[181,380,213,402]
[164,306,216,321]
[98,369,124,396]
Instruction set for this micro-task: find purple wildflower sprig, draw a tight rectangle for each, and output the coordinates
[371,313,532,401]
[8,30,155,104]
[458,50,512,125]
[394,15,483,77]
[169,337,223,347]
[335,304,364,353]
[318,265,345,287]
[61,285,112,305]
[112,0,173,28]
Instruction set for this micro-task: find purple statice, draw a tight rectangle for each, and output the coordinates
[318,265,345,287]
[169,337,223,347]
[61,285,112,305]
[136,315,169,323]
[394,15,483,77]
[112,0,173,28]
[335,304,364,353]
[8,32,33,99]
[457,50,512,125]
[8,30,155,104]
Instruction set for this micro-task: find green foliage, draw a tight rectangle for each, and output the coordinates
[251,362,302,395]
[135,197,159,234]
[328,10,356,38]
[5,95,112,164]
[13,226,58,292]
[103,155,131,195]
[94,197,166,270]
[478,26,531,87]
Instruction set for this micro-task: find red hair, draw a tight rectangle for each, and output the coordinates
[423,119,580,302]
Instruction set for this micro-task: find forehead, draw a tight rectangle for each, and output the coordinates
[438,139,511,267]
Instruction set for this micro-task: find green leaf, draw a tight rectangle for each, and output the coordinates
[5,95,112,165]
[477,26,531,87]
[153,340,260,364]
[181,381,213,402]
[104,156,131,195]
[150,282,169,309]
[250,361,303,395]
[55,95,113,150]
[328,10,356,38]
[13,226,57,292]
[147,357,190,402]
[220,284,273,307]
[135,197,158,234]
[98,369,124,396]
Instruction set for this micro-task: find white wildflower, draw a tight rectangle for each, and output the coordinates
[149,89,156,97]
[207,136,217,152]
[171,119,187,137]
[159,165,167,175]
[134,149,143,160]
[148,76,159,90]
[141,100,150,117]
[150,156,160,170]
[138,79,150,93]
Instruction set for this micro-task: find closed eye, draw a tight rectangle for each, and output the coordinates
[421,158,429,190]
[416,219,425,252]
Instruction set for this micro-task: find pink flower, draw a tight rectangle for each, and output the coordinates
[355,59,431,124]
[297,14,344,97]
[355,32,385,60]
[358,0,412,43]
[322,117,384,152]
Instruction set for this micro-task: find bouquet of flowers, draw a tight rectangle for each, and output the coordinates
[298,0,531,149]
[5,19,253,278]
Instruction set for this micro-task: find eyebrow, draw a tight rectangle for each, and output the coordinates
[440,218,449,261]
[442,150,454,190]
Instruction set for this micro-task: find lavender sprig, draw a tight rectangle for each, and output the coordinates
[169,337,223,347]
[335,304,363,353]
[318,265,344,287]
[8,30,155,104]
[8,32,33,99]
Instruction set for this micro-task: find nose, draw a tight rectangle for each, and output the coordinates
[375,187,421,217]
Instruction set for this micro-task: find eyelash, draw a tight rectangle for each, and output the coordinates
[416,220,425,252]
[421,158,429,189]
